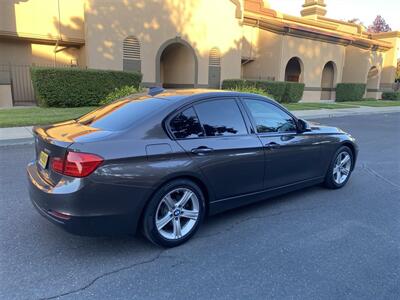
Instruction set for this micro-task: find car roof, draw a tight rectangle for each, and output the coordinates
[125,88,268,104]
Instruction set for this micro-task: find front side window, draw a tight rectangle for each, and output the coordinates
[169,107,204,139]
[244,99,297,133]
[194,99,247,137]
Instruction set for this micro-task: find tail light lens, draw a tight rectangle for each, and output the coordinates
[51,152,103,178]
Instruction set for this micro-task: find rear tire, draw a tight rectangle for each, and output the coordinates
[324,146,354,189]
[142,179,205,248]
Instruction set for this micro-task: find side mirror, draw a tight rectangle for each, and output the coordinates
[298,119,311,132]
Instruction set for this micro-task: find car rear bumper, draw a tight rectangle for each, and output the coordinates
[27,162,146,236]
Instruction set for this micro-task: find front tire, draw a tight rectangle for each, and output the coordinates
[142,179,205,248]
[324,146,354,189]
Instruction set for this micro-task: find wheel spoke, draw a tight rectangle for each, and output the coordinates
[341,168,350,176]
[173,218,182,238]
[341,155,350,166]
[176,190,193,208]
[181,209,199,220]
[156,214,173,230]
[163,194,175,211]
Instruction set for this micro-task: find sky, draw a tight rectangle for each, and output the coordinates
[268,0,400,31]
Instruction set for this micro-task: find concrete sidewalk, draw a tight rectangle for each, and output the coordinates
[1,106,400,146]
[0,126,33,146]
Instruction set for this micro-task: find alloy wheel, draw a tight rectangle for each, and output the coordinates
[155,188,200,240]
[333,151,352,185]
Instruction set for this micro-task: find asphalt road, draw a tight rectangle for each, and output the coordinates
[1,113,399,300]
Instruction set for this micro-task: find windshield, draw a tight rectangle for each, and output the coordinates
[77,97,169,131]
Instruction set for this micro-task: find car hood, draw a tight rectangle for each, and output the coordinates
[33,120,115,144]
[307,121,346,134]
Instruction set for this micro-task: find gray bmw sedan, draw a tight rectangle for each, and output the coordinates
[27,89,358,247]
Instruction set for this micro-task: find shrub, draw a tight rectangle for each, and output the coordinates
[336,83,366,102]
[222,79,303,103]
[100,86,142,105]
[31,67,142,107]
[221,79,250,90]
[254,81,287,102]
[381,91,400,100]
[227,85,272,98]
[281,82,305,103]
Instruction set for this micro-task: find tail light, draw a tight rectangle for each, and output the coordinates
[51,152,103,178]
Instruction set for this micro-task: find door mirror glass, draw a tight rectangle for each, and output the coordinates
[298,119,311,132]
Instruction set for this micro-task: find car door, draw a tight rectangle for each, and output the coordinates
[168,97,265,200]
[242,98,324,189]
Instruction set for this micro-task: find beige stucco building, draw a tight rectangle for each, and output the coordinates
[0,0,399,107]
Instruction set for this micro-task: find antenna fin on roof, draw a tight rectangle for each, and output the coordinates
[148,87,165,96]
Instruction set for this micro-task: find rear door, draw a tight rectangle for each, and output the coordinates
[242,98,323,189]
[169,97,265,200]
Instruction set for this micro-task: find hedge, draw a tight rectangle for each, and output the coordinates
[222,79,304,103]
[282,82,305,103]
[381,91,400,100]
[100,86,141,105]
[336,83,366,102]
[31,67,142,107]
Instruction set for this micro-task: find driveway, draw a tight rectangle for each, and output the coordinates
[1,113,399,299]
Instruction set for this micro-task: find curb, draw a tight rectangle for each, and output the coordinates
[0,137,34,147]
[295,107,400,120]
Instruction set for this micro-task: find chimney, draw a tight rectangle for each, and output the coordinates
[301,0,327,19]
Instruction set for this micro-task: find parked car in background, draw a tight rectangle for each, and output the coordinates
[27,89,358,247]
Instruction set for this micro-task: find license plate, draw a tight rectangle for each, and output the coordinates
[38,151,49,169]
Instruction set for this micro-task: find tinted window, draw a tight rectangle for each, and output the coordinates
[244,99,297,133]
[77,98,168,131]
[170,107,204,139]
[195,99,247,137]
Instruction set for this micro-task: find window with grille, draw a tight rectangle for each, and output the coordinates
[209,48,221,66]
[123,36,141,72]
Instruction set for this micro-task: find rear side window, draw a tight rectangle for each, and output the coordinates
[169,107,204,139]
[244,99,297,133]
[194,99,247,137]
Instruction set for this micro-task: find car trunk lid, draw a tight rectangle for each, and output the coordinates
[33,120,101,185]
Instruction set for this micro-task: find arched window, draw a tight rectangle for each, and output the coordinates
[123,36,141,72]
[208,47,221,88]
[285,57,304,83]
[321,61,336,100]
[366,66,380,98]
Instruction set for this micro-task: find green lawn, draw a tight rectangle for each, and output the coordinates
[283,102,358,111]
[0,107,96,128]
[343,100,400,107]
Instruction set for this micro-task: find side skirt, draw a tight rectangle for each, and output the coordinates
[208,177,324,215]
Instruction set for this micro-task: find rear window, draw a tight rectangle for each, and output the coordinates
[77,98,168,131]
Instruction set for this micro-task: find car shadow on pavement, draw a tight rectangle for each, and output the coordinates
[31,184,326,254]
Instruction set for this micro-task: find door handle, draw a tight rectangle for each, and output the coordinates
[191,146,214,155]
[265,142,281,150]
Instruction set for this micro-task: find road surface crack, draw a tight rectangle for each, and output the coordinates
[360,163,400,190]
[39,250,165,300]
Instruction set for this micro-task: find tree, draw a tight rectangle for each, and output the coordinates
[368,15,392,33]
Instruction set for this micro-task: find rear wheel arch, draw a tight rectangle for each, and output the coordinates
[138,174,211,231]
[140,176,208,247]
